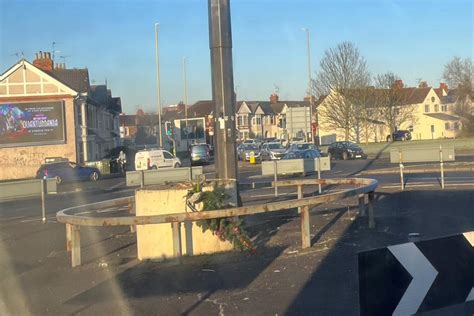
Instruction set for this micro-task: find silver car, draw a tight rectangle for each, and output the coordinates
[260,142,287,160]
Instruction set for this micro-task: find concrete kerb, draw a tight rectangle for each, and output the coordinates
[57,177,378,267]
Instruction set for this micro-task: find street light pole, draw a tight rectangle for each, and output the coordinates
[302,28,316,144]
[154,23,163,147]
[183,57,189,151]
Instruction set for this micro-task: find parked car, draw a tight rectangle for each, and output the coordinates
[36,161,100,184]
[260,142,287,160]
[327,141,367,160]
[237,144,261,161]
[282,149,321,160]
[135,149,181,170]
[190,143,212,165]
[388,130,412,141]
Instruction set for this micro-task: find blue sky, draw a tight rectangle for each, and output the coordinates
[1,0,472,113]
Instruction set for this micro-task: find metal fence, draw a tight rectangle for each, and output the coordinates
[57,177,378,267]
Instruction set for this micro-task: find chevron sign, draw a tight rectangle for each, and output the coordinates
[359,232,474,315]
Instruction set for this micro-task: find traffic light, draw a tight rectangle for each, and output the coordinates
[165,121,172,136]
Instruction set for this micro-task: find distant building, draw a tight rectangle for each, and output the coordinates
[0,51,122,180]
[316,81,468,144]
[236,94,311,141]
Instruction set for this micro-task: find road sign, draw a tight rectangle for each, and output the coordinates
[359,232,474,315]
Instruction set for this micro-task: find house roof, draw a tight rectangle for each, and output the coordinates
[188,100,214,117]
[397,88,431,105]
[119,115,136,126]
[45,68,90,93]
[424,113,461,121]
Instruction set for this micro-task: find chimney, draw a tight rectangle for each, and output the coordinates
[393,80,404,89]
[33,51,53,71]
[440,83,448,92]
[270,93,279,104]
[418,81,428,88]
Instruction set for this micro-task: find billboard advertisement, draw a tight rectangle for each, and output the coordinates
[0,101,66,148]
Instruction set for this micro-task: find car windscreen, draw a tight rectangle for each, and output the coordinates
[243,144,258,150]
[192,145,208,153]
[268,143,283,150]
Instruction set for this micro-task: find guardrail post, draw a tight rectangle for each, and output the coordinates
[71,225,81,267]
[358,194,366,217]
[368,191,375,229]
[66,223,73,252]
[128,200,136,233]
[439,145,445,189]
[41,177,47,223]
[297,185,303,214]
[317,158,322,194]
[399,149,404,191]
[140,170,145,188]
[300,205,311,248]
[171,222,182,258]
[273,160,278,197]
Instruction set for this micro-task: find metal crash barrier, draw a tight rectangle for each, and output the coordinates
[390,146,455,190]
[57,177,377,267]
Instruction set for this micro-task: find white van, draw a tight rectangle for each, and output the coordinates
[134,149,181,170]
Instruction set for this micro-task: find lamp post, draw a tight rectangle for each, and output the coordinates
[154,23,163,147]
[183,57,189,152]
[301,28,316,144]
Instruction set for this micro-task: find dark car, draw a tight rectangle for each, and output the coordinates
[36,161,100,184]
[389,130,412,141]
[190,143,212,165]
[327,141,367,160]
[282,149,321,160]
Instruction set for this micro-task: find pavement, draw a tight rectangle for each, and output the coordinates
[1,156,474,315]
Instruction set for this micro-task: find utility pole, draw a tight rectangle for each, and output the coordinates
[302,28,316,144]
[155,23,163,147]
[208,0,238,180]
[183,57,189,152]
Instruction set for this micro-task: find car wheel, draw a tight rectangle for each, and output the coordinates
[174,163,181,168]
[342,152,348,160]
[90,171,99,182]
[151,165,157,170]
[55,176,62,185]
[401,136,406,141]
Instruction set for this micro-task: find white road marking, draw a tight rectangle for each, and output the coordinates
[388,243,438,316]
[247,193,293,198]
[466,287,474,302]
[463,231,474,247]
[0,215,27,222]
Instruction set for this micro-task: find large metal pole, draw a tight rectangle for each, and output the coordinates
[303,28,317,144]
[183,57,189,151]
[208,0,238,181]
[155,23,163,147]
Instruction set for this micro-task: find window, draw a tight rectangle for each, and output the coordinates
[431,96,435,102]
[163,151,173,159]
[445,122,450,130]
[434,104,439,112]
[424,104,430,112]
[256,116,261,125]
[454,122,460,130]
[441,105,447,112]
[270,116,274,125]
[408,125,414,132]
[238,115,243,126]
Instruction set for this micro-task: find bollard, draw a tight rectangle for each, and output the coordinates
[297,184,303,214]
[358,194,366,217]
[171,222,182,258]
[41,177,47,223]
[399,150,404,191]
[300,205,311,248]
[317,158,322,194]
[439,145,445,189]
[140,170,145,188]
[368,191,375,228]
[273,160,278,197]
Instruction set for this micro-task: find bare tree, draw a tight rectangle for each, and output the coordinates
[375,72,417,138]
[314,42,370,141]
[442,57,473,98]
[345,87,379,144]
